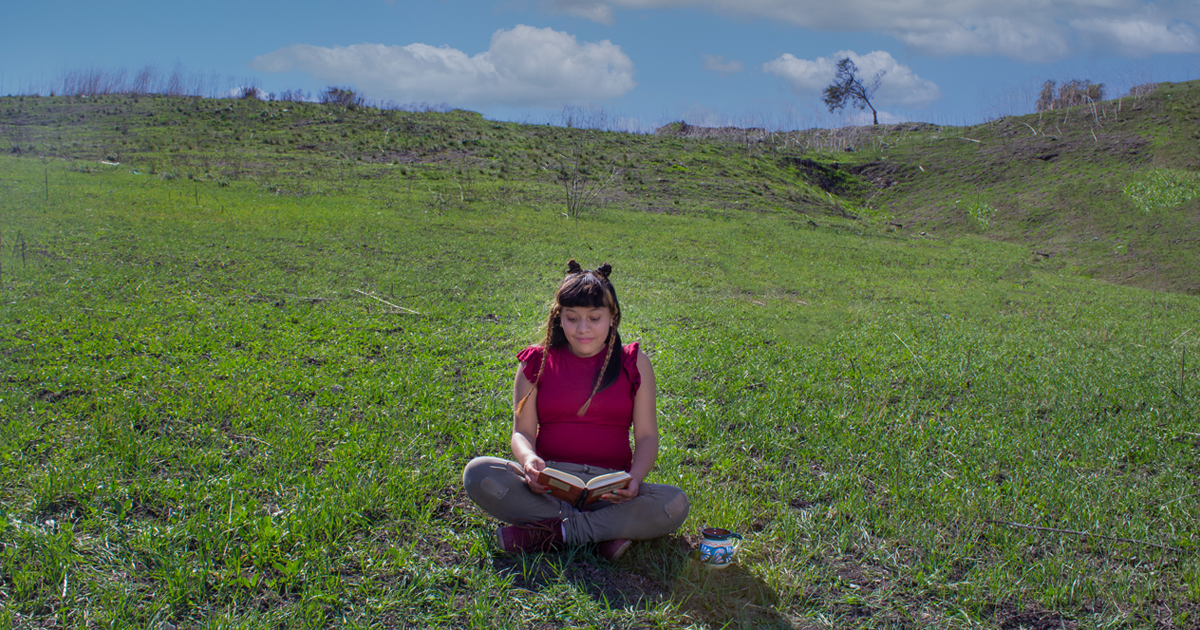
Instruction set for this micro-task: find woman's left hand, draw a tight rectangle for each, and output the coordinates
[602,479,640,504]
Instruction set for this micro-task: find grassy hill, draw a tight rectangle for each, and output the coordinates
[3,81,1198,293]
[0,88,1198,629]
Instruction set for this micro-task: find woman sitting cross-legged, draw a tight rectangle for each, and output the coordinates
[462,260,689,561]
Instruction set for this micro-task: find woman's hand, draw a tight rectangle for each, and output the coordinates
[521,456,550,494]
[602,478,640,504]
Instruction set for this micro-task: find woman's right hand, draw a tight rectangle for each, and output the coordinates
[522,456,550,494]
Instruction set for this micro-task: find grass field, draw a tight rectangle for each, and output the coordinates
[1,89,1198,629]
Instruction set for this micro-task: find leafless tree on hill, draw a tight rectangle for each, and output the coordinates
[823,58,885,125]
[1036,80,1105,111]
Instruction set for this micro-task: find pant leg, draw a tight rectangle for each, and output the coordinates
[462,456,576,524]
[566,481,690,543]
[463,457,690,544]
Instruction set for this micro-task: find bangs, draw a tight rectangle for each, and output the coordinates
[556,275,613,310]
[541,264,624,401]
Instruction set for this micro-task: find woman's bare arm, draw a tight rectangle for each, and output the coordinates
[604,349,657,502]
[512,366,549,493]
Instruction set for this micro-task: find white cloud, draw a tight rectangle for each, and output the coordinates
[541,0,1200,62]
[545,0,617,24]
[886,17,1073,62]
[702,54,745,76]
[1071,17,1200,56]
[763,50,943,109]
[250,25,635,108]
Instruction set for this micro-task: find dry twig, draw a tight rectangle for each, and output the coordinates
[892,332,927,376]
[353,288,421,314]
[1155,491,1200,509]
[985,519,1182,553]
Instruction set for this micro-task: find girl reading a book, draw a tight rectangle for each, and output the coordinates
[462,260,689,560]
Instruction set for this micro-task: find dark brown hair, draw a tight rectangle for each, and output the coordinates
[517,259,623,416]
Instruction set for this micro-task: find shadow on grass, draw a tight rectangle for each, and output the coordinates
[670,562,791,628]
[492,535,793,628]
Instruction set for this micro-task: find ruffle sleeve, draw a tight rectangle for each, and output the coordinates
[622,342,642,398]
[517,345,545,383]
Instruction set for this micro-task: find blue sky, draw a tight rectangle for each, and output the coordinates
[3,0,1198,130]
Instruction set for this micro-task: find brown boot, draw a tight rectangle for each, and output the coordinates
[598,538,632,561]
[496,518,565,554]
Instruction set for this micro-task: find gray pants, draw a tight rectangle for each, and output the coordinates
[462,456,690,544]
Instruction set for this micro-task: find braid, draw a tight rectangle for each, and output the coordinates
[526,259,624,417]
[576,326,617,416]
[516,307,558,415]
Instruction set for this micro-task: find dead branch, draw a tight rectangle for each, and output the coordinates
[353,288,421,314]
[984,519,1182,553]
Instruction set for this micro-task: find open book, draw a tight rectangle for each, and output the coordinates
[536,467,631,509]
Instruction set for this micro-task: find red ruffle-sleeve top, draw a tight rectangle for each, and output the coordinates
[518,342,642,472]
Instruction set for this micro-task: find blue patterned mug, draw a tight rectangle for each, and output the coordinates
[697,527,743,569]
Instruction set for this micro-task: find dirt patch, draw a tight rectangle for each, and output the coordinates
[35,388,88,403]
[980,131,1150,166]
[848,161,914,191]
[1144,598,1200,629]
[566,562,670,608]
[428,484,475,527]
[999,610,1079,630]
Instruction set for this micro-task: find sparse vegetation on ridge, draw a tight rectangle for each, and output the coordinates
[0,84,1198,629]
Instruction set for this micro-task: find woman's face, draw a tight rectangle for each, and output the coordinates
[559,306,613,358]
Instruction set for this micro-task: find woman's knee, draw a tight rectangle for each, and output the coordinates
[462,456,491,484]
[637,485,689,535]
[462,456,511,502]
[660,487,690,531]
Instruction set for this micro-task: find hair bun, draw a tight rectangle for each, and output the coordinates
[596,263,612,279]
[567,259,583,274]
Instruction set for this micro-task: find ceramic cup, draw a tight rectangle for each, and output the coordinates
[697,527,743,569]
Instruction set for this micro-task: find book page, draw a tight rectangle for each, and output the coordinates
[539,467,584,488]
[585,468,633,489]
[585,470,630,489]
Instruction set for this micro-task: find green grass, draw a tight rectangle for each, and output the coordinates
[1,91,1199,629]
[1123,168,1200,213]
[835,82,1200,295]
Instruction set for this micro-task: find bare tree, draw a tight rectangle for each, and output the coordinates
[543,129,623,219]
[822,58,885,125]
[278,88,311,103]
[131,65,157,95]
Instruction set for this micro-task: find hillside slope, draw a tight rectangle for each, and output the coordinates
[844,80,1200,294]
[2,82,1198,293]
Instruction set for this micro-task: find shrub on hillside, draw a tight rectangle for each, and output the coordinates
[1128,83,1159,98]
[278,89,310,103]
[1037,80,1105,111]
[320,86,364,110]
